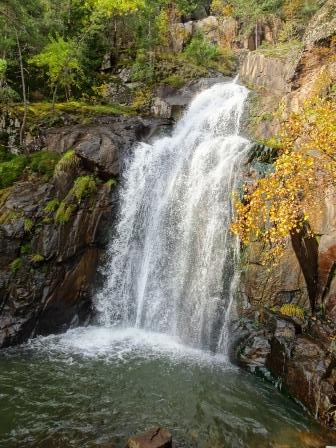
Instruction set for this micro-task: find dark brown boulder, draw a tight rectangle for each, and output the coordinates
[126,427,172,448]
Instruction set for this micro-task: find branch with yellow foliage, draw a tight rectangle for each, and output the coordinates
[232,97,336,264]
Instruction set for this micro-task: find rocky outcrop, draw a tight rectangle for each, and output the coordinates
[239,51,297,94]
[304,0,336,48]
[0,115,166,348]
[126,427,172,448]
[235,1,336,430]
[45,117,150,177]
[170,16,237,53]
[0,176,114,348]
[151,76,229,119]
[234,312,336,430]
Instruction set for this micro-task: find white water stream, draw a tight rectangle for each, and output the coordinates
[95,81,250,354]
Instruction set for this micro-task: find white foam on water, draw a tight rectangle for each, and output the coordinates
[25,326,234,367]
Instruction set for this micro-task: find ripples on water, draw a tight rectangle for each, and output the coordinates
[0,327,332,448]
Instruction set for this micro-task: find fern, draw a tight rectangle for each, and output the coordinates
[280,303,305,320]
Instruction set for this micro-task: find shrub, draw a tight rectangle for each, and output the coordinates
[280,304,305,320]
[21,242,32,255]
[44,198,60,213]
[30,254,45,264]
[184,33,220,66]
[10,258,22,274]
[211,0,234,16]
[132,49,155,82]
[162,75,185,88]
[30,151,60,178]
[23,218,34,233]
[70,175,97,203]
[0,86,20,103]
[0,155,29,189]
[54,149,80,177]
[105,178,117,190]
[0,147,14,163]
[54,201,75,225]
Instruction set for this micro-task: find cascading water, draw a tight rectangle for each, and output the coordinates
[96,81,250,354]
[2,81,330,448]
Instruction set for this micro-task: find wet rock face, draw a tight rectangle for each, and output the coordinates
[234,313,336,430]
[0,115,166,348]
[0,179,115,348]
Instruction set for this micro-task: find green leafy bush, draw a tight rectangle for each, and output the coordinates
[44,198,60,213]
[23,218,34,232]
[132,49,155,82]
[161,74,185,88]
[70,175,97,203]
[54,149,80,177]
[55,201,75,225]
[21,242,32,255]
[10,258,22,274]
[0,86,20,104]
[184,33,220,66]
[0,156,29,189]
[0,147,13,163]
[30,151,60,178]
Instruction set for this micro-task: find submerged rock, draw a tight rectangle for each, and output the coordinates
[126,427,172,448]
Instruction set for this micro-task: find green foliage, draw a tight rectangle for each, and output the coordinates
[0,59,7,79]
[21,242,32,255]
[23,218,34,232]
[30,253,45,263]
[162,74,185,88]
[54,149,80,176]
[29,35,84,102]
[89,0,145,17]
[30,151,60,178]
[0,148,13,163]
[279,303,305,320]
[54,201,75,224]
[44,198,60,213]
[70,175,97,202]
[132,49,155,82]
[0,155,29,189]
[105,178,117,189]
[184,33,220,66]
[0,149,62,189]
[10,258,22,274]
[0,86,20,103]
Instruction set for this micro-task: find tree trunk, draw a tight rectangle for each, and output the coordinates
[255,22,258,50]
[15,29,27,150]
[52,85,58,110]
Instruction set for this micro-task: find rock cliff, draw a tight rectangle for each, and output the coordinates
[234,0,336,430]
[0,115,164,348]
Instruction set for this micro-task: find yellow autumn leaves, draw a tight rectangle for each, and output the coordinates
[232,97,336,263]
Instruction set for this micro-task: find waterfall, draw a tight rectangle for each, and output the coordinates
[95,81,250,354]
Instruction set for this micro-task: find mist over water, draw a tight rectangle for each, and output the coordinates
[96,82,250,353]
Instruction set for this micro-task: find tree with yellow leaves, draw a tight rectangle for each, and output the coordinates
[232,98,336,264]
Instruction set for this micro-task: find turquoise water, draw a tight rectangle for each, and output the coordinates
[0,327,332,448]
